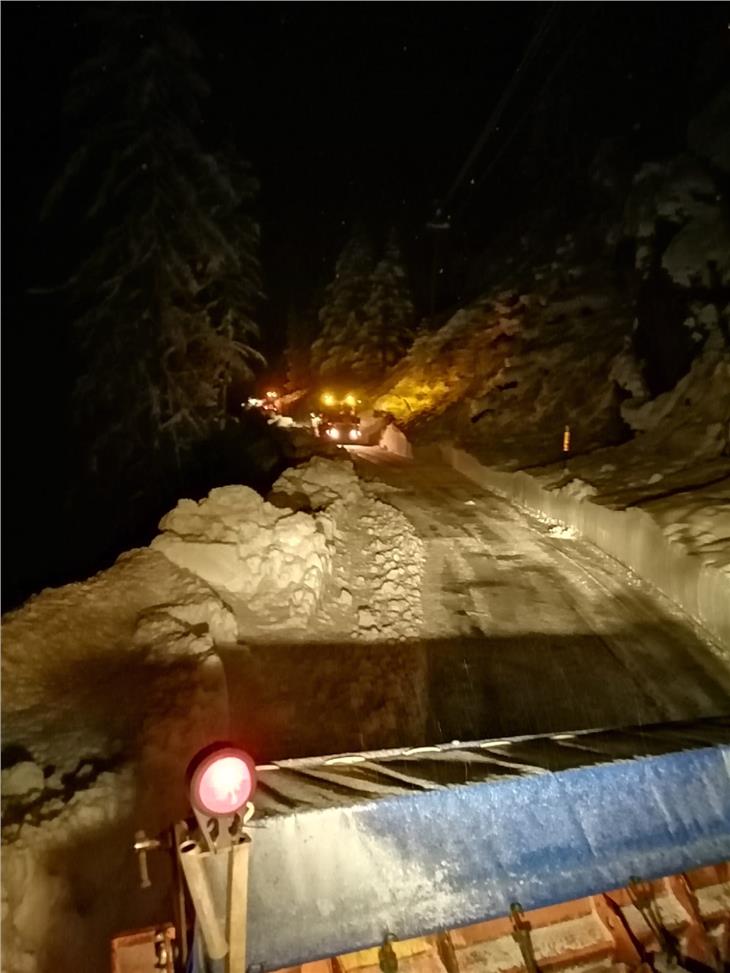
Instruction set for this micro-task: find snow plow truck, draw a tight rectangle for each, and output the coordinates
[310,391,363,443]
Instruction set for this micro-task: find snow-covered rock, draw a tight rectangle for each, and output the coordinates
[558,478,599,502]
[609,337,649,402]
[623,151,730,293]
[272,456,363,509]
[1,763,44,800]
[372,282,632,469]
[661,209,730,287]
[2,549,235,718]
[621,346,730,454]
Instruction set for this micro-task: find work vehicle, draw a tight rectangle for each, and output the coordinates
[245,389,282,416]
[311,391,363,443]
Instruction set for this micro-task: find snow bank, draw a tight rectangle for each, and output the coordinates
[272,455,364,509]
[643,483,730,578]
[379,422,414,459]
[152,475,341,629]
[358,410,389,446]
[2,549,236,722]
[151,459,368,632]
[440,445,730,649]
[2,546,235,971]
[2,625,229,973]
[2,769,138,973]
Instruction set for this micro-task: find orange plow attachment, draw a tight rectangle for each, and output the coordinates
[275,864,729,973]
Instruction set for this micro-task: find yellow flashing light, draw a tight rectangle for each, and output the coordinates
[321,392,335,406]
[265,390,278,399]
[343,393,357,408]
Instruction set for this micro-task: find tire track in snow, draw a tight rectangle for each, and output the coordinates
[350,450,730,737]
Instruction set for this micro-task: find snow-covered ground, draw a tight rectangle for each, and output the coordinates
[3,449,729,971]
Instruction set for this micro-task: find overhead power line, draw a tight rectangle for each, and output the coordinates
[453,4,600,224]
[438,3,561,217]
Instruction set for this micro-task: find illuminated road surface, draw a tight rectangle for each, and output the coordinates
[221,448,730,762]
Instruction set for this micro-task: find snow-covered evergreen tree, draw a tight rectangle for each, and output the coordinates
[310,227,373,379]
[361,229,415,372]
[310,227,414,383]
[285,302,321,387]
[46,6,262,475]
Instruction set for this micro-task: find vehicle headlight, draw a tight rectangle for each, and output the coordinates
[327,427,340,440]
[349,428,360,440]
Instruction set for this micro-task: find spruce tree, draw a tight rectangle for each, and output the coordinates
[285,302,320,388]
[361,229,415,373]
[311,227,373,379]
[46,6,262,478]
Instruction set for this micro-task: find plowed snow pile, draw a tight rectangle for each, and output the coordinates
[1,457,425,973]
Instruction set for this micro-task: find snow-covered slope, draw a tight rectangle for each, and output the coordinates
[1,456,426,972]
[375,286,632,468]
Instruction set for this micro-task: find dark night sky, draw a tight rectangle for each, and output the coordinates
[4,4,724,340]
[3,3,543,322]
[3,4,724,338]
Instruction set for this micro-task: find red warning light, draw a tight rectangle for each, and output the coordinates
[189,746,256,817]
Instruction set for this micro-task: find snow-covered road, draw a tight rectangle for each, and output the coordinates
[222,447,730,761]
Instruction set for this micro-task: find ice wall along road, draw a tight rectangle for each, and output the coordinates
[350,448,730,743]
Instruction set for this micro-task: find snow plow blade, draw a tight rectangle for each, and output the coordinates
[269,866,730,973]
[208,717,730,972]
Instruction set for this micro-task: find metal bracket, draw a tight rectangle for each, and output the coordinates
[436,931,460,973]
[510,902,540,973]
[133,830,163,889]
[628,876,680,963]
[379,933,399,973]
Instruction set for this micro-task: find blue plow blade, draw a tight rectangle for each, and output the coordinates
[192,723,730,972]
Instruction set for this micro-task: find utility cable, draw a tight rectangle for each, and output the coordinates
[440,2,560,214]
[453,4,599,225]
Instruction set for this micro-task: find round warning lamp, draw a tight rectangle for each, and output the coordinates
[189,745,256,817]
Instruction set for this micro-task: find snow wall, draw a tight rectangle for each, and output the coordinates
[379,422,414,458]
[438,445,730,649]
[152,459,364,630]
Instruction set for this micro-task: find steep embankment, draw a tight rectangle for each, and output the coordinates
[376,282,633,468]
[376,89,730,475]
